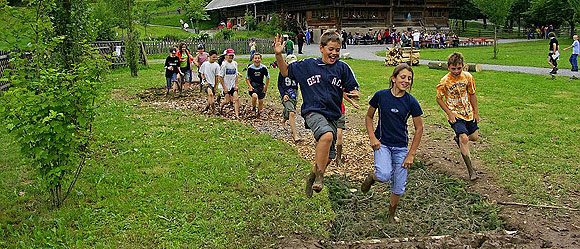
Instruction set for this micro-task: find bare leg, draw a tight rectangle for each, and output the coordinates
[388,193,402,223]
[289,112,300,141]
[257,99,264,117]
[312,132,333,192]
[233,92,240,119]
[336,128,343,167]
[251,93,258,114]
[459,133,478,180]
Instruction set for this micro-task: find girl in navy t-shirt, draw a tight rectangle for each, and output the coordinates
[361,63,424,224]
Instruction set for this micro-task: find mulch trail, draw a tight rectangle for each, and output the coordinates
[136,86,579,248]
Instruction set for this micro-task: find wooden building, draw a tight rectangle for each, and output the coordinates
[206,0,451,38]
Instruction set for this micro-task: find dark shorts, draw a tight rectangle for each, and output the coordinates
[337,114,346,130]
[249,89,266,99]
[449,118,479,136]
[282,98,297,120]
[225,88,237,96]
[203,84,215,94]
[304,112,338,159]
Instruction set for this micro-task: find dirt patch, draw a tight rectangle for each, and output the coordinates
[136,86,580,248]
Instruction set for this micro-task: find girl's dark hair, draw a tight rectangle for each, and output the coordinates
[390,63,414,90]
[180,42,187,49]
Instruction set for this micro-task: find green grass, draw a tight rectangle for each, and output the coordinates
[150,14,186,27]
[345,60,580,206]
[377,39,576,69]
[117,25,194,40]
[0,66,333,248]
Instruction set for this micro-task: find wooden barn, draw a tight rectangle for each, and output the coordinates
[206,0,451,40]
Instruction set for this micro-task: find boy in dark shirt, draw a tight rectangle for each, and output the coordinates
[548,32,560,74]
[277,54,300,142]
[274,31,360,198]
[164,48,182,95]
[246,53,270,117]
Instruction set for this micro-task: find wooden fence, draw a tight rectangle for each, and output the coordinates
[0,50,11,90]
[142,38,274,56]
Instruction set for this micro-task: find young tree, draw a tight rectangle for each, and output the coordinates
[244,9,257,31]
[473,0,516,59]
[110,0,139,76]
[1,0,108,208]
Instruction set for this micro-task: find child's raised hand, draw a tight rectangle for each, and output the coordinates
[272,34,284,55]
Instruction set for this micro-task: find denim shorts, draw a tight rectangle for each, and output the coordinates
[304,112,337,159]
[373,145,409,195]
[449,118,479,136]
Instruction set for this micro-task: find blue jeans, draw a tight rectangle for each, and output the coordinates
[570,54,578,71]
[166,73,177,89]
[373,145,409,195]
[250,50,256,61]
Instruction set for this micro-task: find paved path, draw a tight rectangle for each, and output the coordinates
[296,40,579,78]
[151,39,578,78]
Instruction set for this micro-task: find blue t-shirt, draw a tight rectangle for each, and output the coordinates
[573,40,579,54]
[369,89,423,147]
[288,58,359,121]
[278,72,298,99]
[246,64,269,89]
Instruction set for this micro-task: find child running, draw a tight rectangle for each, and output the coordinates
[436,52,481,181]
[218,48,240,119]
[246,52,270,118]
[273,31,360,198]
[360,64,423,223]
[176,43,194,92]
[563,35,579,79]
[164,48,181,95]
[200,50,220,114]
[277,54,301,142]
[194,44,209,92]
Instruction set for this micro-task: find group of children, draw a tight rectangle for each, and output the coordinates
[165,32,482,224]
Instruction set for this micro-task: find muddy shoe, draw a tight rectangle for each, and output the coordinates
[305,172,316,198]
[387,215,401,223]
[312,172,323,193]
[361,172,376,194]
[469,172,479,181]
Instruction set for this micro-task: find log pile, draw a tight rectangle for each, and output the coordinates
[384,47,420,66]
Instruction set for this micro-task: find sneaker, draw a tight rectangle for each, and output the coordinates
[305,172,316,198]
[361,172,376,193]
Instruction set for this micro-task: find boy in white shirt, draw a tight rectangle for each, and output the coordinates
[200,50,220,114]
[219,49,241,119]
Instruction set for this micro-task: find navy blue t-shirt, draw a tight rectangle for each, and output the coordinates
[277,72,298,99]
[288,58,359,121]
[369,89,423,147]
[246,64,269,89]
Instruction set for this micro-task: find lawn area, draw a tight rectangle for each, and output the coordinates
[346,60,580,205]
[1,57,578,247]
[388,39,576,69]
[0,65,333,248]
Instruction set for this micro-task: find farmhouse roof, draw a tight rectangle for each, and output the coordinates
[205,0,275,11]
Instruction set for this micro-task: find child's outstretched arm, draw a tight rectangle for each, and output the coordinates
[365,106,380,151]
[343,92,360,109]
[402,116,423,169]
[469,93,480,123]
[273,34,289,77]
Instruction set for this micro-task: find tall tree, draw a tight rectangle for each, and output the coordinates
[138,3,153,38]
[110,0,139,76]
[473,0,516,59]
[183,0,210,33]
[525,0,575,37]
[449,0,483,31]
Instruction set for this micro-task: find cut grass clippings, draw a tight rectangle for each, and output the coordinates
[327,162,503,241]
